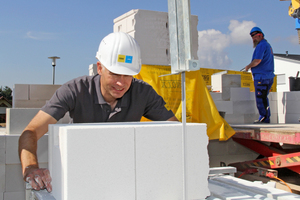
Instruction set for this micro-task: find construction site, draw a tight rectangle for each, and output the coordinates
[1,0,300,200]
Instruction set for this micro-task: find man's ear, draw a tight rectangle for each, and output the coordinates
[97,61,102,75]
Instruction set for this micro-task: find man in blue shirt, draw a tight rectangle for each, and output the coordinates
[245,27,275,123]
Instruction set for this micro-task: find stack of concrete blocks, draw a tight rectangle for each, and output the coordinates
[1,84,70,200]
[48,122,210,200]
[0,134,48,200]
[13,84,61,109]
[210,72,278,124]
[113,9,198,65]
[277,91,300,123]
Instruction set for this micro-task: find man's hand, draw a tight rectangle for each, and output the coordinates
[24,166,52,192]
[245,65,250,72]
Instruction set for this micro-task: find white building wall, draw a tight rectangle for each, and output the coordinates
[275,57,300,92]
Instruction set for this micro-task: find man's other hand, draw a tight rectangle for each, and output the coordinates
[24,166,52,192]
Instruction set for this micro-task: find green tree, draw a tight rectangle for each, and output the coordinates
[0,86,12,101]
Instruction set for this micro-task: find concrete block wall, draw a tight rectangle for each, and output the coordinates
[0,135,48,200]
[13,84,61,108]
[277,91,300,123]
[48,122,210,200]
[211,85,300,124]
[210,73,284,124]
[211,73,241,101]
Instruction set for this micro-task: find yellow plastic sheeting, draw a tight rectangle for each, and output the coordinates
[134,65,235,141]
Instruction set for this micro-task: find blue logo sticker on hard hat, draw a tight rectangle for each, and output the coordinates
[118,54,133,64]
[125,56,133,64]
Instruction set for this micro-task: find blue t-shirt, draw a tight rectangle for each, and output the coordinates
[251,39,275,80]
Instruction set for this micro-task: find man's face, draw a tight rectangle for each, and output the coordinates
[97,62,133,103]
[251,32,263,48]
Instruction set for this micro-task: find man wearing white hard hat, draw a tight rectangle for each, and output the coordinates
[18,32,178,192]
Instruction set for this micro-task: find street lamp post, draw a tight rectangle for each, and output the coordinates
[48,56,60,85]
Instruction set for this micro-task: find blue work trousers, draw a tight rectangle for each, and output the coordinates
[254,78,274,123]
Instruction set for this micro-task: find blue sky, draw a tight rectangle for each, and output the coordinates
[1,0,299,89]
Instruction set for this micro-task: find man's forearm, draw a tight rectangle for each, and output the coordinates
[245,59,261,71]
[19,130,39,177]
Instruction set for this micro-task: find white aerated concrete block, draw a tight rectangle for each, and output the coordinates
[269,92,277,101]
[224,114,245,124]
[49,122,209,200]
[285,91,300,101]
[210,92,222,101]
[6,108,70,135]
[270,114,278,124]
[214,101,233,115]
[285,101,300,114]
[6,135,48,165]
[249,92,256,101]
[6,108,39,135]
[232,100,257,114]
[13,100,48,108]
[29,85,61,100]
[13,85,29,101]
[5,164,24,193]
[230,87,250,101]
[269,100,278,114]
[3,191,24,200]
[0,165,5,193]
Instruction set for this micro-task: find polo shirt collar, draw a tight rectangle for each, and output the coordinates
[93,74,131,107]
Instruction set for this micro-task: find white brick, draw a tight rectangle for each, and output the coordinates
[277,98,286,115]
[29,85,61,100]
[270,114,278,124]
[232,100,257,114]
[210,92,222,101]
[269,92,277,101]
[283,114,300,124]
[13,85,29,101]
[6,135,48,165]
[50,124,136,200]
[269,100,278,114]
[244,114,259,124]
[13,100,47,108]
[0,149,4,166]
[285,91,300,101]
[222,74,241,101]
[135,124,208,199]
[4,191,25,200]
[6,108,40,135]
[0,165,5,193]
[285,101,300,114]
[5,164,24,193]
[249,92,256,101]
[214,101,233,115]
[230,87,250,101]
[224,114,245,124]
[0,136,5,149]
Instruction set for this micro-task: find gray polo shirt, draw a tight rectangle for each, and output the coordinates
[42,74,174,123]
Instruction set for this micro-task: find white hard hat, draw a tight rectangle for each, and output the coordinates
[96,32,141,75]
